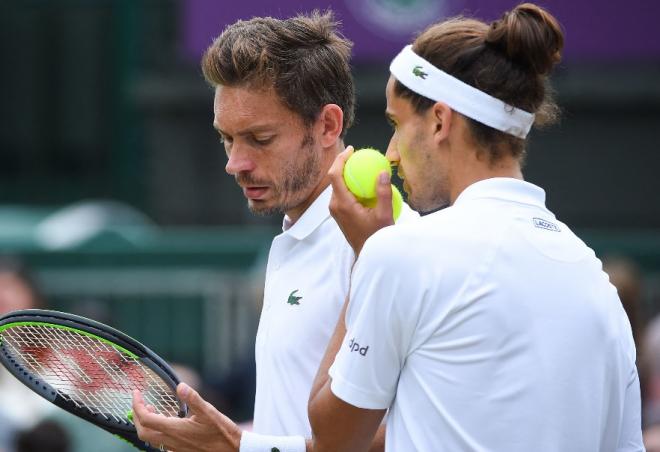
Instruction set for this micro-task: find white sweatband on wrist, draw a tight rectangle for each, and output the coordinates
[239,431,306,452]
[390,44,535,139]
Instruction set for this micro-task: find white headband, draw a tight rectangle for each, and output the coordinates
[390,45,535,139]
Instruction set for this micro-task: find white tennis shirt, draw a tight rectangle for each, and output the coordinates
[330,178,642,451]
[253,185,417,436]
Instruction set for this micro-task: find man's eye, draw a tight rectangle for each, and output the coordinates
[253,136,274,146]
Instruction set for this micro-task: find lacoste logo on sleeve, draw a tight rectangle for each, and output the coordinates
[533,217,561,232]
[287,289,302,305]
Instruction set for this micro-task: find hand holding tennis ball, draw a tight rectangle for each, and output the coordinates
[342,148,402,221]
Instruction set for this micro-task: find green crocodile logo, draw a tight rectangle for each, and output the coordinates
[413,65,428,79]
[287,289,302,305]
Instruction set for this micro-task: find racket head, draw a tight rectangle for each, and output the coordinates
[0,309,187,451]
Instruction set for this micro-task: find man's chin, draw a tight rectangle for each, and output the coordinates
[407,194,449,215]
[247,200,284,217]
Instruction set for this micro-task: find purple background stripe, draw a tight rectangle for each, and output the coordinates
[182,0,660,62]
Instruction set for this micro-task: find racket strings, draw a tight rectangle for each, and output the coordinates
[1,324,181,424]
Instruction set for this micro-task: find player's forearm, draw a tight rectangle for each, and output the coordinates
[243,293,382,452]
[306,293,387,452]
[309,382,385,452]
[368,425,386,452]
[302,420,384,452]
[309,295,349,401]
[305,430,382,452]
[304,415,384,452]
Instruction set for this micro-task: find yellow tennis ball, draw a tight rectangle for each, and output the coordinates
[343,148,391,200]
[391,184,403,221]
[362,184,403,222]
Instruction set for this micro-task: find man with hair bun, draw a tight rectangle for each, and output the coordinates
[309,2,643,451]
[134,3,642,451]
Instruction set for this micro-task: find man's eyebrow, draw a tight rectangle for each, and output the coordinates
[212,122,224,134]
[212,123,278,136]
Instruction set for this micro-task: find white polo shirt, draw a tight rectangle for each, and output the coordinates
[253,185,417,436]
[330,178,642,451]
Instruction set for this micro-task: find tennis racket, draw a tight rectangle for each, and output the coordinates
[0,309,187,451]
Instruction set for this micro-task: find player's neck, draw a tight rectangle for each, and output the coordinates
[450,153,523,204]
[285,174,332,224]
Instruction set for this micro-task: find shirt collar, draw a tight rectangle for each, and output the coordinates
[282,185,332,240]
[453,177,547,208]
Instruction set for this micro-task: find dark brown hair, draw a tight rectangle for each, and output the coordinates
[202,10,355,138]
[394,3,564,162]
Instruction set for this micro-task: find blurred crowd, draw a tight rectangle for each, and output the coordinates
[0,258,256,452]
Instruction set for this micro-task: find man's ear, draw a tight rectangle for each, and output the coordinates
[431,101,452,145]
[317,104,344,147]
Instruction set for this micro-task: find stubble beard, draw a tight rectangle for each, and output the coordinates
[408,168,451,214]
[404,132,452,214]
[246,132,321,217]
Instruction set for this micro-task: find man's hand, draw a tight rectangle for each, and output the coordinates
[328,146,395,255]
[133,383,242,452]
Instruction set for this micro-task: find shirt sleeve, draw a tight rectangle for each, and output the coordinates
[329,230,425,409]
[617,365,644,451]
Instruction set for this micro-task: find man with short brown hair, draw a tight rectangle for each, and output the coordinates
[132,11,412,452]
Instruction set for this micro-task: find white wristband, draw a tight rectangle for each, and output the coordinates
[239,431,306,452]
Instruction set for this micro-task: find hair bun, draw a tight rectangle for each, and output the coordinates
[485,3,563,75]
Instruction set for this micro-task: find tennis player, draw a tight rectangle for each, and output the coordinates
[306,3,644,451]
[136,3,641,451]
[133,11,414,452]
